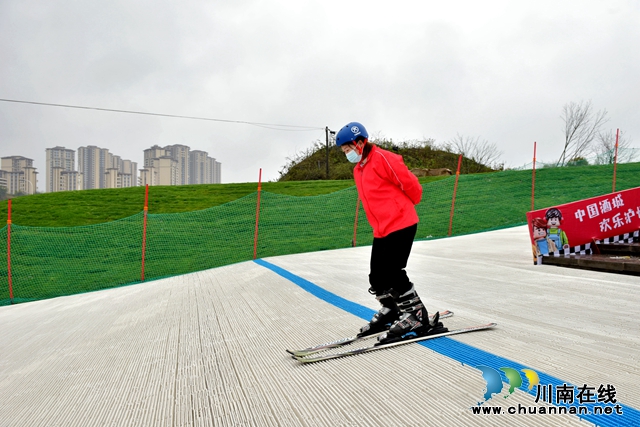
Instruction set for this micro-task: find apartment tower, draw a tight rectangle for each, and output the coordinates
[45,147,76,192]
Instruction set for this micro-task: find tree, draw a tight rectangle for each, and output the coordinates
[0,186,7,200]
[557,100,608,166]
[592,129,637,165]
[440,134,503,172]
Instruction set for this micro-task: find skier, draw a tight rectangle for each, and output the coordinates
[335,121,446,344]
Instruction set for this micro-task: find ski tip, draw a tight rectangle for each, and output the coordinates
[287,350,310,357]
[293,356,318,364]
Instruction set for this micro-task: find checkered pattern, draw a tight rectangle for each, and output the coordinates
[536,229,640,265]
[595,230,639,245]
[535,229,640,264]
[543,229,639,258]
[548,243,593,257]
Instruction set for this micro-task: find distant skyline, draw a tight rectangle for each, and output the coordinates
[0,139,222,189]
[1,1,639,183]
[1,142,221,192]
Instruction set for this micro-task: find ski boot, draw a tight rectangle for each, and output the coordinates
[377,284,447,344]
[358,289,401,337]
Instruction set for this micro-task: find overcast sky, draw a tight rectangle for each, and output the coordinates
[1,0,639,187]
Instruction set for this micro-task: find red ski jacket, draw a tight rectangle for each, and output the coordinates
[353,145,422,238]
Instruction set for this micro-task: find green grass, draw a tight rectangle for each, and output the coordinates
[1,163,638,306]
[0,177,447,227]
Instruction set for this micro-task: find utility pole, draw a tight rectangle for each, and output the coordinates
[325,126,335,180]
[325,127,329,179]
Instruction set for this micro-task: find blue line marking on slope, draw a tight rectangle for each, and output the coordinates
[254,258,376,320]
[255,258,640,427]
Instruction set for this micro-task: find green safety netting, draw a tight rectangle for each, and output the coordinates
[1,163,639,305]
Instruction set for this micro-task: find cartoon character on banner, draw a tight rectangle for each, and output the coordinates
[545,208,570,251]
[532,217,557,257]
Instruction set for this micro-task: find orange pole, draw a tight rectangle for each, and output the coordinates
[352,198,360,247]
[612,128,619,193]
[7,199,13,304]
[531,141,537,211]
[253,169,262,259]
[141,184,149,281]
[448,155,463,236]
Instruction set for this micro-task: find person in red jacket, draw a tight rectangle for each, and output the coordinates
[336,121,446,344]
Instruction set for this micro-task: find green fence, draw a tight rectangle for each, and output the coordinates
[1,163,639,305]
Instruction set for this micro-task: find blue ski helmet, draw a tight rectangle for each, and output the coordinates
[335,122,368,146]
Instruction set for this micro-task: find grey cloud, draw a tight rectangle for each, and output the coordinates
[1,0,639,185]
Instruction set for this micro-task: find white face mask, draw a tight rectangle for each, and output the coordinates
[346,148,362,163]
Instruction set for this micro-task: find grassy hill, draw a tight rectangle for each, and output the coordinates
[278,139,496,181]
[1,162,639,306]
[0,176,447,227]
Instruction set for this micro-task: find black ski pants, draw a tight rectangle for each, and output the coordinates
[368,223,417,296]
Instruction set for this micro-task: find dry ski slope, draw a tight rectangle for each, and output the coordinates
[0,226,639,426]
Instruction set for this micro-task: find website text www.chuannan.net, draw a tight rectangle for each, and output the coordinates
[471,403,624,416]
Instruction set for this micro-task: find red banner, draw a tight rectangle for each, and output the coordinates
[526,186,640,263]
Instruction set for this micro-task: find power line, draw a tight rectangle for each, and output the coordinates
[0,98,324,132]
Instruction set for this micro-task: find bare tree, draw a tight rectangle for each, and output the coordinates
[278,140,324,180]
[593,129,637,165]
[557,100,608,166]
[441,134,503,169]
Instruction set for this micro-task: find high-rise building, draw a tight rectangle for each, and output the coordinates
[61,171,83,191]
[213,159,221,183]
[122,159,137,185]
[164,144,190,185]
[78,146,111,190]
[140,145,166,187]
[45,147,76,192]
[0,156,38,195]
[111,155,122,171]
[207,157,222,184]
[101,149,113,188]
[156,157,178,185]
[0,171,9,194]
[141,146,165,187]
[189,150,221,185]
[138,168,156,187]
[141,146,178,186]
[189,150,209,184]
[141,144,221,186]
[144,145,166,168]
[50,166,65,192]
[1,156,33,172]
[78,146,136,190]
[23,166,38,194]
[138,157,176,186]
[104,160,136,189]
[104,168,119,189]
[119,172,133,188]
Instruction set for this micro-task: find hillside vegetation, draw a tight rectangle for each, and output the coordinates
[278,139,497,181]
[0,176,447,227]
[2,162,639,306]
